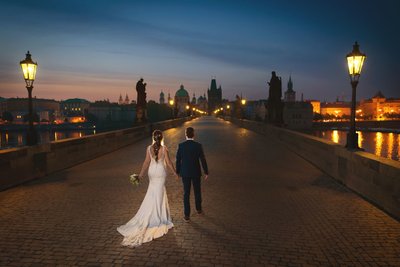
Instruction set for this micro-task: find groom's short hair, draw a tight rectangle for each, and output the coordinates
[186,127,194,138]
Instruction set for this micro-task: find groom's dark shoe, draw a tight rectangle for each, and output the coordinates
[184,216,190,223]
[196,210,203,215]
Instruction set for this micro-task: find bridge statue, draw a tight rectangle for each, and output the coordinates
[267,71,283,124]
[136,78,147,123]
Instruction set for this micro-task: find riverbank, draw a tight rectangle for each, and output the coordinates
[313,120,400,132]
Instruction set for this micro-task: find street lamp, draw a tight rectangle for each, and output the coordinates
[346,42,366,149]
[241,99,246,105]
[169,99,175,118]
[20,51,38,146]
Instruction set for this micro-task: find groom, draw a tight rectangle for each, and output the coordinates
[176,127,209,222]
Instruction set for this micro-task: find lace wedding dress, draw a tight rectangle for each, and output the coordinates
[117,146,174,247]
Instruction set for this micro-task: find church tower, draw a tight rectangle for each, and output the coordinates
[118,93,123,105]
[284,76,296,102]
[207,77,222,112]
[160,91,165,104]
[191,93,197,105]
[124,93,130,105]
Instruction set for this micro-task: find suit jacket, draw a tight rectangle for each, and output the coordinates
[176,140,208,178]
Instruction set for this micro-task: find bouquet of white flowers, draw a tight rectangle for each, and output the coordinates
[129,173,140,186]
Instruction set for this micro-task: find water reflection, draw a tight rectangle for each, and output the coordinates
[358,131,363,148]
[313,130,400,161]
[375,132,383,157]
[332,130,339,144]
[0,130,96,150]
[388,133,394,159]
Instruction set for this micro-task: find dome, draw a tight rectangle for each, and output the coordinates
[175,85,189,97]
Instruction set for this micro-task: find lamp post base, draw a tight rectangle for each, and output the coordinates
[26,127,38,146]
[345,132,359,150]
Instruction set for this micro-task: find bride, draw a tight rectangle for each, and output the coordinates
[117,130,178,247]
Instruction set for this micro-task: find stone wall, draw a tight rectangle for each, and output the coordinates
[0,118,190,191]
[226,117,400,219]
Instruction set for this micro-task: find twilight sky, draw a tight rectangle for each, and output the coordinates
[0,0,399,103]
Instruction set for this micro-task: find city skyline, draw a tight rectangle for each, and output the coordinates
[0,1,399,103]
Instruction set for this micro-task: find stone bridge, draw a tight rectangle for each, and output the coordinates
[1,117,399,266]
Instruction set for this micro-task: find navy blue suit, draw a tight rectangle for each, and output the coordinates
[176,140,208,217]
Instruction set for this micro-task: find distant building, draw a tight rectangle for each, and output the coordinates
[118,93,130,105]
[174,85,190,117]
[88,100,135,122]
[1,97,60,123]
[207,78,222,113]
[360,91,400,119]
[243,100,267,121]
[191,93,197,105]
[61,98,90,116]
[284,76,296,102]
[167,93,172,105]
[320,102,351,118]
[160,91,165,104]
[283,101,313,129]
[124,94,130,105]
[197,94,208,113]
[308,100,321,114]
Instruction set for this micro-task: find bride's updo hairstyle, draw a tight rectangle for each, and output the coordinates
[152,130,163,162]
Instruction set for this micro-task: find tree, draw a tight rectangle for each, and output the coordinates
[1,111,13,122]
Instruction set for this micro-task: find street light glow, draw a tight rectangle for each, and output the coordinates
[20,51,37,87]
[347,41,366,83]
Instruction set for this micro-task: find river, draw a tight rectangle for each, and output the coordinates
[313,130,400,161]
[0,130,97,149]
[2,128,399,162]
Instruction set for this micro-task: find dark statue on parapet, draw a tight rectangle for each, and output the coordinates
[235,94,243,119]
[136,78,147,123]
[136,78,147,108]
[267,71,283,124]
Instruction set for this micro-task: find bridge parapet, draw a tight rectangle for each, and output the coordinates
[225,117,400,219]
[0,118,191,191]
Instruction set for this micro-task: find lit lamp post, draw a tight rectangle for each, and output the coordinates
[241,98,246,119]
[169,99,175,118]
[20,51,38,146]
[346,42,366,149]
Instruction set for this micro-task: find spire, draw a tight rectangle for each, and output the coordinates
[210,78,217,91]
[287,75,294,92]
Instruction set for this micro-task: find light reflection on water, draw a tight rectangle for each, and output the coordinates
[0,130,96,149]
[313,130,400,161]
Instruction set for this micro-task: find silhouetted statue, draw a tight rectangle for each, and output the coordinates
[136,78,147,108]
[267,71,283,124]
[136,78,147,123]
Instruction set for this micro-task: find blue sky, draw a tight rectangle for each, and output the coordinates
[0,0,399,102]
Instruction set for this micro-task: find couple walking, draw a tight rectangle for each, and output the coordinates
[117,127,209,248]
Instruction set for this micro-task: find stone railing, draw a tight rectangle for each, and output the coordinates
[0,117,191,191]
[225,117,400,219]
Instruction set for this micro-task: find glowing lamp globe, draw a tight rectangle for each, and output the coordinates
[346,42,366,83]
[20,51,37,87]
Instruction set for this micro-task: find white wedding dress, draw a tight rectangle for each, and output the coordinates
[117,146,174,247]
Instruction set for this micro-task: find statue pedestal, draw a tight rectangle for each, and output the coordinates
[135,107,147,123]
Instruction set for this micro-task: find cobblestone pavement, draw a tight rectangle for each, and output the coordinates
[1,117,400,266]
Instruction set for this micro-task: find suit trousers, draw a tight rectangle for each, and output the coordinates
[182,176,201,217]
